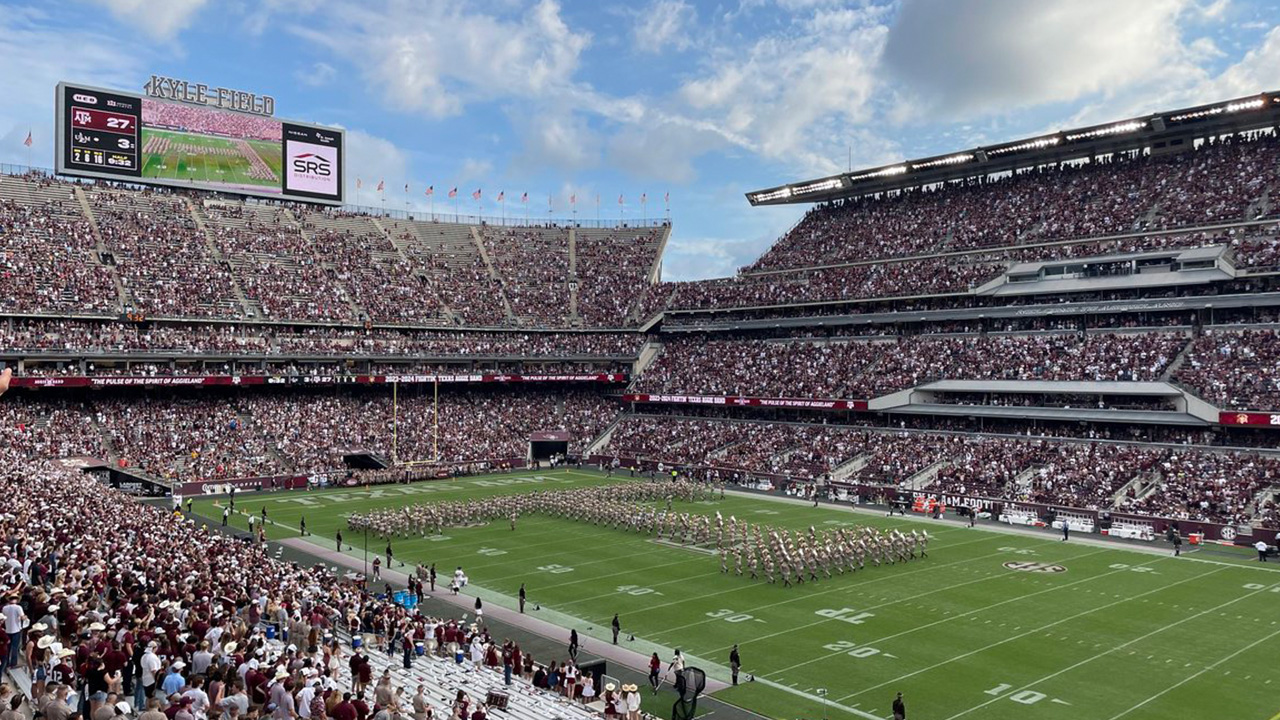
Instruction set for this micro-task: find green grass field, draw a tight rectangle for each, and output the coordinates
[140,128,282,190]
[193,470,1280,720]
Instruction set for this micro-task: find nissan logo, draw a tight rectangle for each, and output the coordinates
[72,93,98,104]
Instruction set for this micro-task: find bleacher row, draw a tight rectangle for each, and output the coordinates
[0,173,666,328]
[0,389,618,483]
[633,328,1280,410]
[0,451,605,720]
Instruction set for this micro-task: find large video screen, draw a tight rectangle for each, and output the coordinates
[56,82,343,205]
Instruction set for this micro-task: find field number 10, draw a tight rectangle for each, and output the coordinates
[984,684,1047,705]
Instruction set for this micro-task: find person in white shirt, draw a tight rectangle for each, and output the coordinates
[1,595,26,675]
[183,676,211,720]
[192,642,215,677]
[295,679,316,719]
[140,644,163,698]
[666,650,686,695]
[1257,539,1271,562]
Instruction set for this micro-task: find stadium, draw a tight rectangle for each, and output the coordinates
[4,6,1280,720]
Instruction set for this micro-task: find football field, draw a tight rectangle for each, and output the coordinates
[193,470,1280,720]
[140,128,282,191]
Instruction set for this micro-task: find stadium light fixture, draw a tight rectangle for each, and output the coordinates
[848,165,908,182]
[912,153,975,170]
[987,136,1061,157]
[1064,120,1145,142]
[1227,98,1267,112]
[750,187,794,203]
[1169,97,1266,123]
[792,178,845,195]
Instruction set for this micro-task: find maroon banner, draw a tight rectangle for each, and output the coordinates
[1219,411,1280,427]
[622,393,868,411]
[15,372,627,389]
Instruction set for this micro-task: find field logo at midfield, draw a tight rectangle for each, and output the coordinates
[1003,561,1067,573]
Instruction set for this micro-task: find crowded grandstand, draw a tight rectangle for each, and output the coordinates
[4,57,1280,720]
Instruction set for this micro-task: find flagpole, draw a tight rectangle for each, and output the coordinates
[404,186,409,216]
[596,195,600,226]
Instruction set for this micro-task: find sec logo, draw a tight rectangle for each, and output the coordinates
[1004,561,1067,573]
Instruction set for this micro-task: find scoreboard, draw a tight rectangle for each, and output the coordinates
[63,87,141,173]
[55,82,344,205]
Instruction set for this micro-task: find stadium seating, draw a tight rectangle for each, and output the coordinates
[1174,327,1280,410]
[634,332,1187,399]
[602,416,1280,524]
[5,389,619,483]
[747,133,1280,273]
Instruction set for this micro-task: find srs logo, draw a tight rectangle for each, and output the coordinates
[292,152,332,176]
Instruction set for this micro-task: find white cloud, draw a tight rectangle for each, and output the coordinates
[295,61,337,87]
[87,0,209,41]
[1204,25,1280,97]
[285,0,590,119]
[455,158,494,187]
[0,7,145,166]
[607,121,725,184]
[345,129,409,205]
[881,0,1202,116]
[511,109,601,173]
[675,5,890,175]
[632,0,697,54]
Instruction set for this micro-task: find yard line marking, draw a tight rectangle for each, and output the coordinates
[759,547,1126,675]
[1105,631,1280,719]
[750,677,884,720]
[937,580,1280,719]
[726,545,1115,659]
[627,533,1023,627]
[835,564,1229,703]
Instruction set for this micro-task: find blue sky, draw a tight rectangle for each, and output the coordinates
[2,0,1279,280]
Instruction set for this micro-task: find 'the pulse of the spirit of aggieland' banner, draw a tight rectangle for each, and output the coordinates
[15,373,627,389]
[622,393,868,411]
